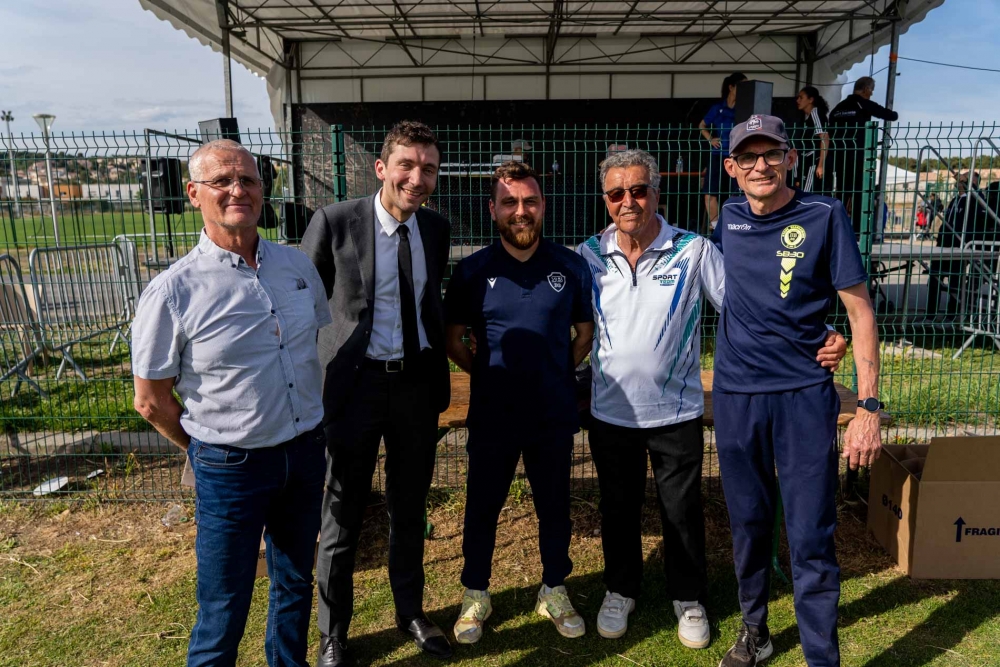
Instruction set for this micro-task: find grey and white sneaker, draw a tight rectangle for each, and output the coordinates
[673,600,710,649]
[596,591,635,639]
[719,622,773,667]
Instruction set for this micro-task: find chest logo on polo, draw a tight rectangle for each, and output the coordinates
[781,224,806,249]
[487,277,497,289]
[777,225,806,299]
[652,270,679,286]
[548,272,566,292]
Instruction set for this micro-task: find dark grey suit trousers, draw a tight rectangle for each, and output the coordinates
[315,358,439,641]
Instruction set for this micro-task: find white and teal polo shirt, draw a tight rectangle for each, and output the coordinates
[577,216,726,429]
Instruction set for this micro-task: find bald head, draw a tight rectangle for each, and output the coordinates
[189,139,254,181]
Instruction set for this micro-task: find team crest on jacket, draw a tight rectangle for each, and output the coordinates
[781,224,806,249]
[547,272,566,292]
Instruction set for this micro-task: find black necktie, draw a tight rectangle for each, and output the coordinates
[396,223,420,367]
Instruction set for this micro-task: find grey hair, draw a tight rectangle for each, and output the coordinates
[599,149,661,190]
[853,76,875,94]
[188,139,254,180]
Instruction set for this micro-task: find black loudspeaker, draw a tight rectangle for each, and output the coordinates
[257,155,279,229]
[198,118,241,144]
[281,202,315,242]
[140,157,185,215]
[734,80,774,123]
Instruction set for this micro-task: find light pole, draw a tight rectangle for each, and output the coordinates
[1,111,19,219]
[33,113,60,246]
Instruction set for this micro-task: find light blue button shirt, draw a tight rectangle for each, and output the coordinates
[131,230,333,448]
[367,190,430,359]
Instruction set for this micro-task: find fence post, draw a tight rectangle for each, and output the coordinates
[331,124,347,203]
[859,121,879,264]
[850,121,880,396]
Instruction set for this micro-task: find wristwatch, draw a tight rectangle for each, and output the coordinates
[857,397,884,413]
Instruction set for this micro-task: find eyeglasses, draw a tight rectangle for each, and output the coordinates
[604,184,653,203]
[191,176,262,192]
[730,149,788,170]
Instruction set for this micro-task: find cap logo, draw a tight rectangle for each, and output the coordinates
[747,115,762,131]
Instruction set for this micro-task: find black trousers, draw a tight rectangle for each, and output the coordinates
[587,416,707,602]
[316,363,439,642]
[460,429,574,591]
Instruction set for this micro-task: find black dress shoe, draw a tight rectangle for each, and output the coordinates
[396,613,453,659]
[316,634,351,667]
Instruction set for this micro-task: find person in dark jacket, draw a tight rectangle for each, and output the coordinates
[829,77,899,235]
[928,172,977,315]
[794,86,832,195]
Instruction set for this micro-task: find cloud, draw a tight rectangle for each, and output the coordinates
[0,65,39,77]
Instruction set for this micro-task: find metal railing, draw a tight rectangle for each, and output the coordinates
[0,122,998,499]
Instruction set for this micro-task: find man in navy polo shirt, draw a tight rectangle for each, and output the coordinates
[712,115,882,667]
[444,161,594,644]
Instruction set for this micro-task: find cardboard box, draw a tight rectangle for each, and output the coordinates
[254,534,322,579]
[256,536,269,578]
[867,437,1000,579]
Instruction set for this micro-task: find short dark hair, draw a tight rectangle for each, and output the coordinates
[490,161,541,202]
[379,120,440,163]
[721,72,747,100]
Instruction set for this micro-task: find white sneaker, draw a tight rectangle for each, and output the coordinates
[673,600,710,649]
[596,591,635,639]
[535,585,586,638]
[453,588,492,644]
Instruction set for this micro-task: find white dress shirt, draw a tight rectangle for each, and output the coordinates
[367,190,430,359]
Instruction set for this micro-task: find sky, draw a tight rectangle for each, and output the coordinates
[1,0,998,135]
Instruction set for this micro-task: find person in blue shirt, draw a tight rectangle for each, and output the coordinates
[444,161,595,644]
[699,72,747,227]
[711,115,882,667]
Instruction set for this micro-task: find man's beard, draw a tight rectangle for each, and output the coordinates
[498,214,542,249]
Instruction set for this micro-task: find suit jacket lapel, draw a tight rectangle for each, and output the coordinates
[350,194,377,306]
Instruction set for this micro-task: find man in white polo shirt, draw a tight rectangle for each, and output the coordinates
[577,149,847,650]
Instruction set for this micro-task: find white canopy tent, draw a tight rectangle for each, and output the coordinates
[138,0,945,131]
[876,160,919,187]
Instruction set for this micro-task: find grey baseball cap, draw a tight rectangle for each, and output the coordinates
[728,114,790,154]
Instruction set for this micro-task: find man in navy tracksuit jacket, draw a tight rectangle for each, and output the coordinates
[711,115,882,667]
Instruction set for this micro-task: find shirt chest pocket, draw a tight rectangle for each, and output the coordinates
[279,289,316,335]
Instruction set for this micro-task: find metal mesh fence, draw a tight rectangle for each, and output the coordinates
[0,122,997,500]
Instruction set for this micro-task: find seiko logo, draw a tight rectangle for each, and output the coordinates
[776,250,805,258]
[728,224,752,231]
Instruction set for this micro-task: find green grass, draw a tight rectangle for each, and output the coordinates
[0,210,204,247]
[0,210,288,248]
[0,341,144,433]
[1,498,998,667]
[3,338,998,435]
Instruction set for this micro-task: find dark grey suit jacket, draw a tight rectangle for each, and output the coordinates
[300,194,452,421]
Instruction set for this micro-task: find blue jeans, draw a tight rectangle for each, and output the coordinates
[186,426,326,667]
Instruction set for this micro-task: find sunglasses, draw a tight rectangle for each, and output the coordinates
[730,149,788,170]
[604,184,653,203]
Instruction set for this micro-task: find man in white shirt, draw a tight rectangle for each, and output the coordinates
[577,149,847,649]
[132,140,332,666]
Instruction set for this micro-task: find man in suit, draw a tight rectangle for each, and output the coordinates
[301,121,452,667]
